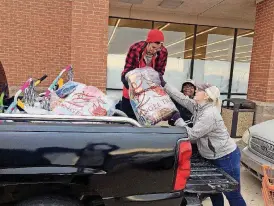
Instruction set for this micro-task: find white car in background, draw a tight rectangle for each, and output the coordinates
[240,119,274,180]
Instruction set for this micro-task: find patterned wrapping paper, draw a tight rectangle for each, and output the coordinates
[126,67,177,126]
[50,83,116,117]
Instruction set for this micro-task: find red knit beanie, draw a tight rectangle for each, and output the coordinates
[146,29,164,43]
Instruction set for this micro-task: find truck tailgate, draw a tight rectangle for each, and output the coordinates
[185,145,238,194]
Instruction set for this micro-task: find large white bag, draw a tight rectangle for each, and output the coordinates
[126,67,177,126]
[50,83,117,116]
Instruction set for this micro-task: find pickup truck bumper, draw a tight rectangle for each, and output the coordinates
[241,146,270,180]
[103,192,202,206]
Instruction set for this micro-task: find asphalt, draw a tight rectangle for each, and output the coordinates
[203,166,264,205]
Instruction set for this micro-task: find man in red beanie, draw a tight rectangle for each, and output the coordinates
[120,29,168,119]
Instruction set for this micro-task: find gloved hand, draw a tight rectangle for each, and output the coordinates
[171,111,181,122]
[171,111,187,127]
[168,119,175,126]
[168,112,179,126]
[159,73,166,87]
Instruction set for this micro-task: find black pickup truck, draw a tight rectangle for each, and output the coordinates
[0,114,238,206]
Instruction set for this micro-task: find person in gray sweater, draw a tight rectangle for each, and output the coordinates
[160,75,246,206]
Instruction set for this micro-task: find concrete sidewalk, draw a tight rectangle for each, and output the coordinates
[203,164,264,206]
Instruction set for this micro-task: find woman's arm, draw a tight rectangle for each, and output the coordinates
[164,83,196,114]
[175,112,216,141]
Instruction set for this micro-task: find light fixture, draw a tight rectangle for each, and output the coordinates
[205,54,228,59]
[159,0,184,9]
[198,37,234,49]
[235,56,251,62]
[119,0,144,4]
[166,36,194,48]
[168,30,254,57]
[168,48,193,57]
[166,27,217,48]
[236,55,252,59]
[207,48,229,54]
[235,55,252,61]
[202,50,251,60]
[108,19,121,46]
[237,44,253,48]
[159,23,170,31]
[185,53,202,58]
[237,31,254,38]
[234,51,252,55]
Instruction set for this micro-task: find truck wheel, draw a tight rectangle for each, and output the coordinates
[17,196,83,206]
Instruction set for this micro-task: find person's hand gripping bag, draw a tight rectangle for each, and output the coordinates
[126,67,177,126]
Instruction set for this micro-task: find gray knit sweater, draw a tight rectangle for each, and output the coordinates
[164,83,236,160]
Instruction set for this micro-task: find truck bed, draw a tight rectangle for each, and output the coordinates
[186,144,238,194]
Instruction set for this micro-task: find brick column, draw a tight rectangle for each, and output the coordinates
[71,0,109,91]
[247,0,274,123]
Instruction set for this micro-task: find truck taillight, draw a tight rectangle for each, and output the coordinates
[174,141,192,191]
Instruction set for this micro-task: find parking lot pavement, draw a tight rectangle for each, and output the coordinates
[203,165,264,206]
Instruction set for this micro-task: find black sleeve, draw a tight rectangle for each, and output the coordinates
[121,75,129,89]
[168,119,175,126]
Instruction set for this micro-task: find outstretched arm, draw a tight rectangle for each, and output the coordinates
[164,83,196,114]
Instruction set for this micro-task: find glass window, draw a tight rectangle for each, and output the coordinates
[231,29,254,94]
[193,26,235,93]
[107,18,253,101]
[107,18,152,99]
[230,95,247,99]
[154,22,195,90]
[220,94,228,101]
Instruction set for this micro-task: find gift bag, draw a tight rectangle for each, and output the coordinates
[126,67,177,126]
[56,81,79,98]
[51,84,116,116]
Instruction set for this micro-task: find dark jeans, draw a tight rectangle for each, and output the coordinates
[121,97,136,120]
[209,147,246,206]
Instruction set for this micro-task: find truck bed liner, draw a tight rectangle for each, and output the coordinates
[185,146,238,194]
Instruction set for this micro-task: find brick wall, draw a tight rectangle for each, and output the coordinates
[0,0,109,94]
[0,0,72,92]
[71,0,109,91]
[247,0,274,102]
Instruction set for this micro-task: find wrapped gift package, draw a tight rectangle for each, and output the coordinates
[126,67,177,126]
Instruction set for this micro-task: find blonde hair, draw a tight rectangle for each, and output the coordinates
[205,86,222,112]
